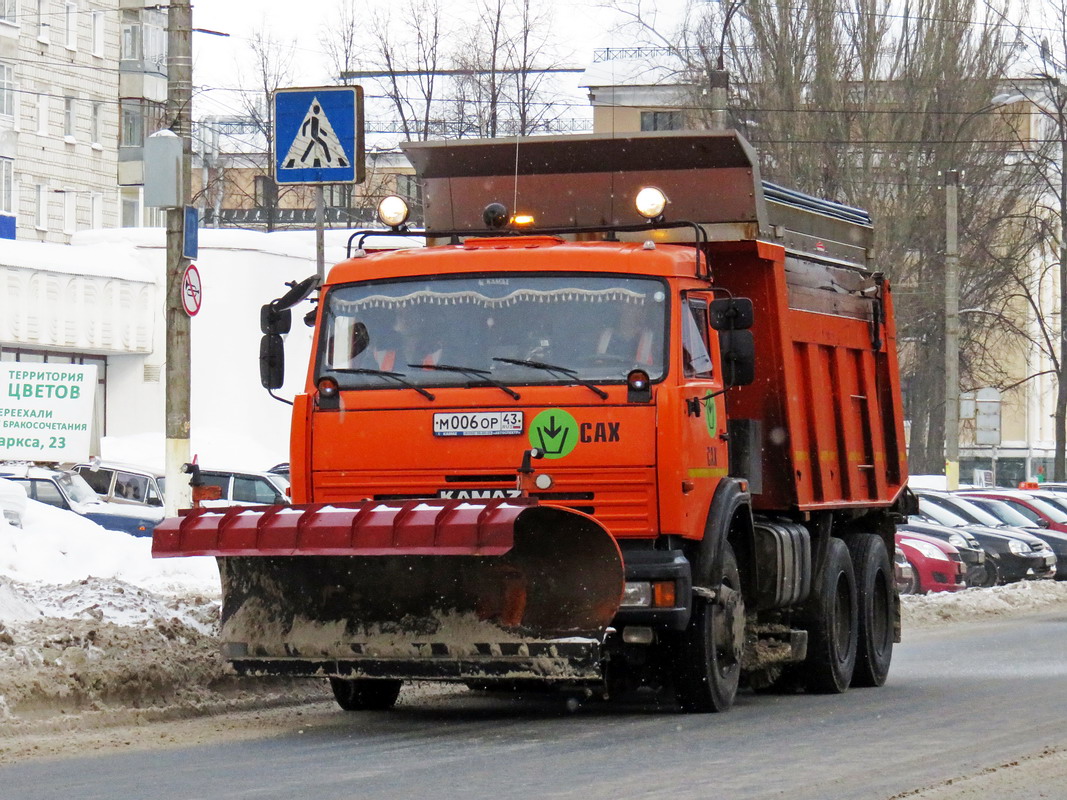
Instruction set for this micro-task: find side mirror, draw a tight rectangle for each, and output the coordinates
[720,329,755,386]
[710,297,754,331]
[260,333,285,389]
[261,303,292,335]
[1038,518,1051,529]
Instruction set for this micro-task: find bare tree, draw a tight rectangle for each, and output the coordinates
[320,0,362,84]
[611,0,1037,475]
[363,0,447,141]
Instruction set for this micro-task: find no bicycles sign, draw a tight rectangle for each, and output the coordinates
[182,263,202,317]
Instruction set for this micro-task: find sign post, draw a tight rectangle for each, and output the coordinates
[273,85,364,282]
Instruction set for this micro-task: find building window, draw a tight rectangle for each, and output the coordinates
[0,0,15,25]
[640,110,683,132]
[89,100,101,144]
[0,64,13,118]
[36,92,48,134]
[63,96,75,138]
[36,0,49,43]
[120,99,143,146]
[120,11,141,60]
[254,175,277,209]
[91,9,103,57]
[35,183,47,229]
[121,187,140,227]
[64,2,77,50]
[63,189,75,233]
[90,191,102,228]
[143,9,166,71]
[0,158,13,213]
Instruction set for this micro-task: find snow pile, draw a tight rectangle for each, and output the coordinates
[902,581,1067,627]
[0,497,1065,731]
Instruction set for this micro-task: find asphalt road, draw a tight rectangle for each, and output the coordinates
[5,612,1067,800]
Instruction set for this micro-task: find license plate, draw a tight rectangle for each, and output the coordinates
[433,411,524,437]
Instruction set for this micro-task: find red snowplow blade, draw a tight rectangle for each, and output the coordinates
[154,500,624,682]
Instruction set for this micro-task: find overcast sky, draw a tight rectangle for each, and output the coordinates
[188,0,641,122]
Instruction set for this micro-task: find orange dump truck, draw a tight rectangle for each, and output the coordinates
[154,131,912,713]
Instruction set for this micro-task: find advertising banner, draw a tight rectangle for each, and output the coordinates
[0,364,97,462]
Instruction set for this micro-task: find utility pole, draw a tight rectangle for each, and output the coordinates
[944,169,960,490]
[164,0,193,516]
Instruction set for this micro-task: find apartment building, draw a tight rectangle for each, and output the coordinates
[0,0,166,245]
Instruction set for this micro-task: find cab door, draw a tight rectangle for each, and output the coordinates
[676,292,729,535]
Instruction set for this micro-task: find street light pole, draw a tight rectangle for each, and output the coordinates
[944,169,960,489]
[164,0,192,516]
[708,0,744,130]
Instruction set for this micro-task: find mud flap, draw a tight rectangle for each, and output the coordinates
[215,505,624,682]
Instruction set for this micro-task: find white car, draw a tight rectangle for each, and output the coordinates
[0,476,27,528]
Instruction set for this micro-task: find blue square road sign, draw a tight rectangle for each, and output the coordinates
[274,86,364,185]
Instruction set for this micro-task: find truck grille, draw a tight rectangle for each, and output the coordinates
[313,468,657,538]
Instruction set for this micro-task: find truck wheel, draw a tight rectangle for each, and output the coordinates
[674,542,744,713]
[329,677,402,711]
[846,534,893,688]
[800,537,857,694]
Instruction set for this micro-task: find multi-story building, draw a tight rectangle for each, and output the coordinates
[0,0,166,245]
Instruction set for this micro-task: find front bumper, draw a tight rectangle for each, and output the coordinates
[997,552,1057,582]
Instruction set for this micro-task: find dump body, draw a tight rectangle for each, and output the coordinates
[155,131,909,707]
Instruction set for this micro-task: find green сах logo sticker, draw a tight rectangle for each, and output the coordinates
[529,409,579,459]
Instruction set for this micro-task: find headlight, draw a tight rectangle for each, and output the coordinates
[903,539,949,561]
[622,581,652,607]
[1008,539,1031,555]
[635,186,668,219]
[948,533,968,548]
[377,195,410,228]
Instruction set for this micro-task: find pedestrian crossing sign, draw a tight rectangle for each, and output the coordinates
[273,85,364,185]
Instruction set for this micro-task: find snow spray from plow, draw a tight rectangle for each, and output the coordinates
[153,500,625,681]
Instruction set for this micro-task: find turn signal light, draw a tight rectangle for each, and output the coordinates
[317,377,339,397]
[511,213,535,227]
[652,581,676,608]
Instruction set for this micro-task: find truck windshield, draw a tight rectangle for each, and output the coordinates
[318,274,668,389]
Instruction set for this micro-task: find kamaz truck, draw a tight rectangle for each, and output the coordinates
[154,131,911,713]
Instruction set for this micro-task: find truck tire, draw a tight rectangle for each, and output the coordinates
[330,677,402,711]
[800,537,857,694]
[846,534,893,688]
[673,542,744,713]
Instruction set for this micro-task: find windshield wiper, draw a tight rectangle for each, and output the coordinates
[492,357,608,399]
[330,367,436,401]
[408,363,521,400]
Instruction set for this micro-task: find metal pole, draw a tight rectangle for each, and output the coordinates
[945,169,960,490]
[164,0,193,517]
[315,185,325,283]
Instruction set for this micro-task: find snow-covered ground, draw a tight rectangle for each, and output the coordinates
[1,499,1066,735]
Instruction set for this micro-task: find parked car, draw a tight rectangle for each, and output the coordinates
[913,490,1057,584]
[267,462,290,481]
[979,490,1067,580]
[0,476,27,528]
[70,461,165,513]
[894,545,917,595]
[0,464,159,536]
[895,530,966,594]
[899,516,989,587]
[195,468,290,507]
[956,489,1062,581]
